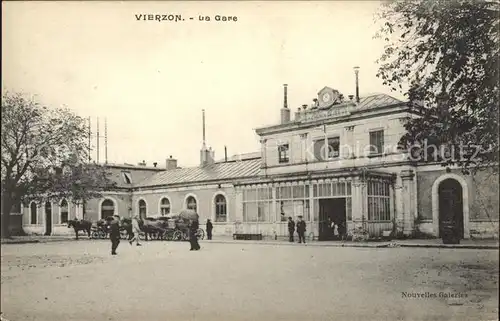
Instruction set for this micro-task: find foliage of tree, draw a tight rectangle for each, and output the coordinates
[1,91,116,237]
[375,0,499,174]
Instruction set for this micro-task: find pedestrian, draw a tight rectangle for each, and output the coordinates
[129,215,142,246]
[296,216,306,244]
[333,222,339,240]
[107,215,121,255]
[339,222,347,241]
[206,219,213,240]
[328,217,334,240]
[287,216,295,242]
[189,219,201,251]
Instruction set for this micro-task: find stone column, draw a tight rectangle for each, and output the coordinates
[400,169,416,236]
[260,139,267,168]
[394,175,404,235]
[350,177,364,234]
[308,184,314,223]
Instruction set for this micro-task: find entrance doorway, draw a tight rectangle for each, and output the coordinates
[44,202,52,236]
[438,178,464,239]
[318,198,346,241]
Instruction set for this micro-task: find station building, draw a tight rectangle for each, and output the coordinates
[21,85,499,240]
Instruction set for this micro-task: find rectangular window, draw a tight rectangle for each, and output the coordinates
[367,180,391,221]
[276,184,310,221]
[242,187,273,223]
[369,130,384,155]
[327,137,340,159]
[313,137,340,160]
[278,144,289,163]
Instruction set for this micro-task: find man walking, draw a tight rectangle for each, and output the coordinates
[287,216,295,242]
[107,215,121,255]
[189,219,201,251]
[296,215,306,244]
[206,219,213,240]
[129,215,142,246]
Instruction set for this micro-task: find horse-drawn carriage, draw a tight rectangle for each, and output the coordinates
[139,211,205,241]
[67,210,205,241]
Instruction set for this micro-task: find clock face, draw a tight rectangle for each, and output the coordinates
[322,92,331,103]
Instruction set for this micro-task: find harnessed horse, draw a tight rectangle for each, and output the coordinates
[67,219,92,240]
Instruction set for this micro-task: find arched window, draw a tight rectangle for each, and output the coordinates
[215,194,227,222]
[30,202,37,224]
[138,199,147,218]
[160,198,170,216]
[101,199,115,219]
[186,196,197,212]
[60,199,69,224]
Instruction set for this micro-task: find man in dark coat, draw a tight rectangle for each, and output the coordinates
[296,216,306,244]
[206,219,213,240]
[287,216,295,242]
[107,215,121,255]
[189,219,201,251]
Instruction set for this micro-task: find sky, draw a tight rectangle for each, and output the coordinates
[2,1,404,168]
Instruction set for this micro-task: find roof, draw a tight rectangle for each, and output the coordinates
[135,158,262,188]
[217,152,261,162]
[105,165,165,188]
[355,93,405,112]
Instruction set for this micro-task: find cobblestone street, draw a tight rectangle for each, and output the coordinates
[1,240,498,321]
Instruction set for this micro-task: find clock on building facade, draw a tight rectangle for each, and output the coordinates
[317,86,341,109]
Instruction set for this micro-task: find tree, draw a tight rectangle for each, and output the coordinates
[1,91,116,237]
[375,0,499,174]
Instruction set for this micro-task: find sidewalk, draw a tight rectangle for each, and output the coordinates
[0,235,75,245]
[1,235,498,249]
[206,236,499,250]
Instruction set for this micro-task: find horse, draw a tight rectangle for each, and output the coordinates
[68,219,92,240]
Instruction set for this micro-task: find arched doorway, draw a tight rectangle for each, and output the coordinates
[44,202,52,235]
[138,199,147,219]
[101,199,115,219]
[438,178,464,239]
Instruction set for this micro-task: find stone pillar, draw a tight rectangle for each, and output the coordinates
[394,175,404,235]
[351,177,364,234]
[400,169,416,236]
[260,139,267,168]
[308,184,314,223]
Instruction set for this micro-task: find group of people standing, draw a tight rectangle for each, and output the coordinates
[104,215,216,255]
[287,216,307,243]
[327,217,346,240]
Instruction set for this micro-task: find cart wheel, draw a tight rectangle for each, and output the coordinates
[99,231,107,239]
[120,231,128,240]
[91,231,99,239]
[172,230,183,241]
[139,232,145,241]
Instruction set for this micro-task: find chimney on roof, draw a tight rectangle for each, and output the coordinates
[166,155,177,170]
[224,146,228,162]
[354,66,360,103]
[153,162,158,168]
[280,84,291,124]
